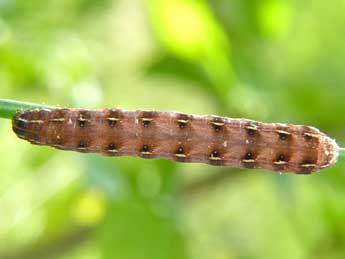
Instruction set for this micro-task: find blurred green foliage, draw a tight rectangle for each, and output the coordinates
[1,0,345,258]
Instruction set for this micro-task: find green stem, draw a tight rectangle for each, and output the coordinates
[340,148,345,159]
[1,98,345,160]
[0,98,55,119]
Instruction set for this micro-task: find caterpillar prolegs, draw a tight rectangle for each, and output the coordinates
[12,108,339,174]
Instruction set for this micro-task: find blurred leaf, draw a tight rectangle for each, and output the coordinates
[146,0,236,109]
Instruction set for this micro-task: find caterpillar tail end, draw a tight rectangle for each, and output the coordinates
[319,136,340,171]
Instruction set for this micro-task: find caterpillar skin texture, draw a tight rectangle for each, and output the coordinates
[12,108,339,174]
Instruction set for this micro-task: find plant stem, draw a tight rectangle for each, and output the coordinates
[1,98,345,161]
[0,98,55,119]
[340,148,345,159]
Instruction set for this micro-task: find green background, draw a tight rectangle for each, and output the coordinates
[1,0,345,258]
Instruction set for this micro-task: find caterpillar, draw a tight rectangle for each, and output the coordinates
[12,108,339,174]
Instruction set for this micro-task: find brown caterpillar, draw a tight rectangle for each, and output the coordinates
[12,108,339,174]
